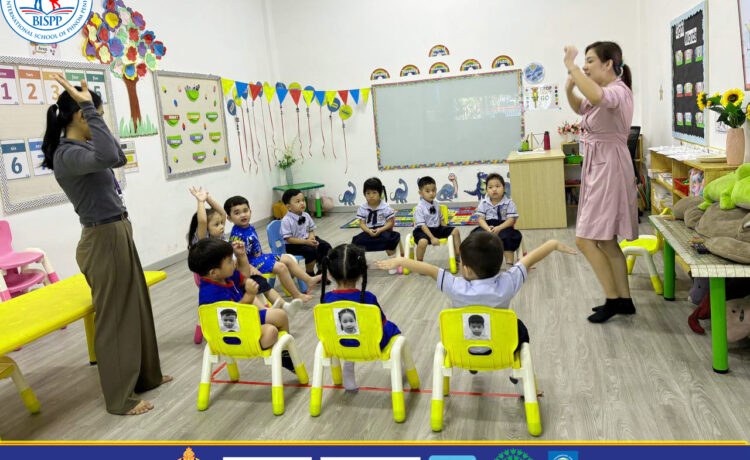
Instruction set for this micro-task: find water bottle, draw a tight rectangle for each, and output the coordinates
[543,131,551,150]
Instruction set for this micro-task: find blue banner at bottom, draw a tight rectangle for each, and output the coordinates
[0,443,748,460]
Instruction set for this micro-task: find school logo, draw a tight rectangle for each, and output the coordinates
[495,449,532,460]
[548,452,577,460]
[179,447,198,460]
[2,0,93,44]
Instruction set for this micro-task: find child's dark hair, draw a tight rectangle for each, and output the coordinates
[338,308,355,322]
[320,244,367,304]
[41,87,103,170]
[460,232,504,279]
[585,41,631,90]
[187,209,222,250]
[282,188,303,205]
[187,238,234,276]
[223,195,249,215]
[363,177,387,201]
[468,314,484,325]
[485,173,505,187]
[220,309,237,318]
[417,176,436,190]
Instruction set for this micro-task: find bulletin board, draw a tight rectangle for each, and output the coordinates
[0,56,121,214]
[372,69,524,170]
[671,2,707,145]
[152,71,230,179]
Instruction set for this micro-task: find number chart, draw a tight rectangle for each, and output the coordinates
[0,56,119,213]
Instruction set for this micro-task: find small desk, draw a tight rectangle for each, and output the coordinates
[273,182,325,218]
[650,216,750,373]
[507,149,567,229]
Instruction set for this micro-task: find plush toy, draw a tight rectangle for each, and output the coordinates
[727,295,750,342]
[731,163,750,210]
[699,164,750,211]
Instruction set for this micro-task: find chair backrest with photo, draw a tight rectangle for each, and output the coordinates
[313,300,386,361]
[439,306,520,372]
[198,301,266,359]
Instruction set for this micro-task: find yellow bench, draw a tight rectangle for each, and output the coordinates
[0,271,167,415]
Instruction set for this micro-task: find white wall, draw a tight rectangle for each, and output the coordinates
[0,0,280,278]
[639,0,747,149]
[264,0,642,206]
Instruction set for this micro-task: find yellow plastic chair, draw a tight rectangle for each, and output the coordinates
[404,204,457,275]
[619,208,671,295]
[197,301,308,415]
[0,356,40,415]
[309,301,420,422]
[431,306,541,435]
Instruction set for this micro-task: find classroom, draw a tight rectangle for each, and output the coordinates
[1,0,749,443]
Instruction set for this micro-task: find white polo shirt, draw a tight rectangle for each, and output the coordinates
[436,263,528,309]
[414,198,442,227]
[280,211,316,239]
[356,201,396,229]
[475,195,519,222]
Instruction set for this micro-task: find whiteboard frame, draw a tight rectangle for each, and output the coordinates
[0,55,122,214]
[372,68,524,171]
[152,70,231,180]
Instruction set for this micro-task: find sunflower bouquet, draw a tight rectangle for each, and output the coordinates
[696,89,747,128]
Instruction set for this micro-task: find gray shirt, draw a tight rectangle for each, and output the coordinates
[53,101,127,225]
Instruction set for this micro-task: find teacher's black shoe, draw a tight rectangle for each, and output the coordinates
[587,298,621,323]
[592,297,637,313]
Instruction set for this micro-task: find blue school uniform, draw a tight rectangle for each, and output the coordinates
[229,225,280,274]
[322,290,401,350]
[199,270,267,324]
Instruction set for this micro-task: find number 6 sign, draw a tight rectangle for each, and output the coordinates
[1,139,30,180]
[18,67,45,105]
[86,71,108,104]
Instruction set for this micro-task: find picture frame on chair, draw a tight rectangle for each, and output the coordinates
[463,313,491,341]
[335,308,359,336]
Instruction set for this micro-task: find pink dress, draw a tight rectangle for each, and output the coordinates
[576,78,638,241]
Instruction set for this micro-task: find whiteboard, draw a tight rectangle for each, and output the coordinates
[373,69,524,170]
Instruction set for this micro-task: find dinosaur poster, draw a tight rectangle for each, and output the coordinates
[390,178,408,204]
[464,172,488,200]
[437,173,459,201]
[339,181,357,206]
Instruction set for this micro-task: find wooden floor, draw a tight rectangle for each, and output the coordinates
[1,212,749,441]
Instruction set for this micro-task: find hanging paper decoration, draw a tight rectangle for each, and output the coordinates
[523,62,545,84]
[428,44,450,57]
[221,79,246,172]
[429,62,450,74]
[324,91,336,105]
[400,64,420,76]
[302,85,315,157]
[338,90,349,105]
[235,81,256,173]
[339,104,352,173]
[314,90,326,157]
[256,81,271,171]
[492,55,514,68]
[226,96,245,172]
[326,97,340,160]
[370,68,390,80]
[275,82,289,148]
[360,88,371,105]
[460,59,482,71]
[350,88,360,105]
[248,83,263,169]
[262,82,277,158]
[289,82,304,160]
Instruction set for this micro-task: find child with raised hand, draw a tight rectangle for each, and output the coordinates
[376,232,576,357]
[413,176,461,263]
[352,177,403,273]
[188,238,299,369]
[320,243,402,392]
[473,173,523,267]
[224,195,321,303]
[187,186,227,249]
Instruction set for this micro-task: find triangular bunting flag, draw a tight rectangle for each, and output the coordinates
[338,90,349,105]
[350,88,360,104]
[263,82,275,103]
[324,91,336,105]
[361,88,371,105]
[314,90,326,106]
[221,78,235,97]
[249,84,262,101]
[235,81,249,100]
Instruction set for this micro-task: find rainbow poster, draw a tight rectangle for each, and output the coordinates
[370,68,390,80]
[492,55,514,67]
[399,64,420,76]
[428,44,450,56]
[429,62,450,74]
[460,59,481,71]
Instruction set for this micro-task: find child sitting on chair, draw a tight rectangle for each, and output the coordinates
[224,195,320,302]
[188,238,299,370]
[472,173,523,267]
[413,176,461,263]
[281,189,332,277]
[376,232,576,370]
[352,178,402,267]
[320,243,402,392]
[187,186,227,249]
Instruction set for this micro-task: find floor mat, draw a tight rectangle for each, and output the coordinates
[340,206,478,228]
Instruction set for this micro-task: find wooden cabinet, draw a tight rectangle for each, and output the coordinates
[507,149,567,229]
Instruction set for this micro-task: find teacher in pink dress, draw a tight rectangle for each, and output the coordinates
[563,41,638,323]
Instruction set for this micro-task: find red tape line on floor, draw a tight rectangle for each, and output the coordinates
[209,361,543,398]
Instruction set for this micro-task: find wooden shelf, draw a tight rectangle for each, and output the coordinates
[673,188,687,198]
[653,177,673,191]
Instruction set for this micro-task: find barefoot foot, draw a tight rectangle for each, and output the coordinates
[125,400,153,415]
